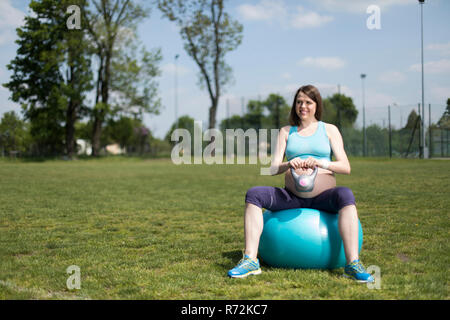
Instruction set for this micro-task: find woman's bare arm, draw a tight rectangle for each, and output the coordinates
[326,124,351,175]
[269,126,291,175]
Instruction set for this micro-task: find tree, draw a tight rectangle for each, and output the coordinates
[0,111,31,156]
[219,94,290,131]
[165,115,196,146]
[323,93,358,130]
[437,98,450,128]
[101,116,132,149]
[403,109,420,130]
[259,94,290,129]
[4,0,66,156]
[340,127,363,156]
[110,43,162,120]
[401,110,421,157]
[103,115,150,154]
[322,99,337,125]
[245,99,265,130]
[219,114,245,131]
[63,0,94,158]
[366,124,388,156]
[3,0,92,158]
[82,0,161,156]
[158,0,243,130]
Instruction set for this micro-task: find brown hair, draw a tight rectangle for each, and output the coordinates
[288,85,323,126]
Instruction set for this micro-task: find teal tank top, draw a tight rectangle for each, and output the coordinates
[285,121,332,161]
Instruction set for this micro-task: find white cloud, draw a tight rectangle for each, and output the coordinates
[426,42,450,56]
[409,59,450,74]
[237,0,332,29]
[308,0,413,14]
[378,71,406,84]
[297,56,346,70]
[291,6,333,29]
[0,0,25,46]
[237,0,287,22]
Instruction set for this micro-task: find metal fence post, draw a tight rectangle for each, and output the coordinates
[418,103,422,158]
[428,103,432,157]
[388,105,392,158]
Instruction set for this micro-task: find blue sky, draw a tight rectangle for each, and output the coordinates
[1,0,449,139]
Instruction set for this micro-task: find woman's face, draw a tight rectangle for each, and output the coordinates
[296,91,317,121]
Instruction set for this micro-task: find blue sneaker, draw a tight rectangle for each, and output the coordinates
[343,259,375,283]
[228,254,262,278]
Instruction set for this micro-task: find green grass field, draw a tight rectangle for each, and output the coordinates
[0,156,449,300]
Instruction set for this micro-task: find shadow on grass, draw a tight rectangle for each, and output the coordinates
[219,250,244,271]
[222,250,345,280]
[220,249,342,277]
[221,250,242,261]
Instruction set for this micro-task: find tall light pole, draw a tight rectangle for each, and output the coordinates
[174,54,179,129]
[419,0,427,158]
[360,74,367,157]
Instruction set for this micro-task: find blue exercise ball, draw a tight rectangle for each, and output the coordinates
[258,208,363,269]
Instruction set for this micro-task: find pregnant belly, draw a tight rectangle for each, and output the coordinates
[285,168,336,198]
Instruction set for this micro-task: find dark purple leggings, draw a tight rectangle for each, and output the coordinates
[245,186,356,213]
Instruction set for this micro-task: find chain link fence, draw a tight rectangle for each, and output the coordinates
[216,93,449,159]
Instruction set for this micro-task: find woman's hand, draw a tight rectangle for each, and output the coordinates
[289,157,319,170]
[288,157,303,170]
[303,157,320,169]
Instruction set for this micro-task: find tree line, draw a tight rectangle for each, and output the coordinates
[1,91,449,158]
[1,0,243,158]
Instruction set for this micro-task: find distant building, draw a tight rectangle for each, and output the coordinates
[76,139,92,156]
[105,143,126,155]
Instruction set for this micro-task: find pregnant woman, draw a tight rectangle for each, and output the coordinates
[227,85,374,283]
